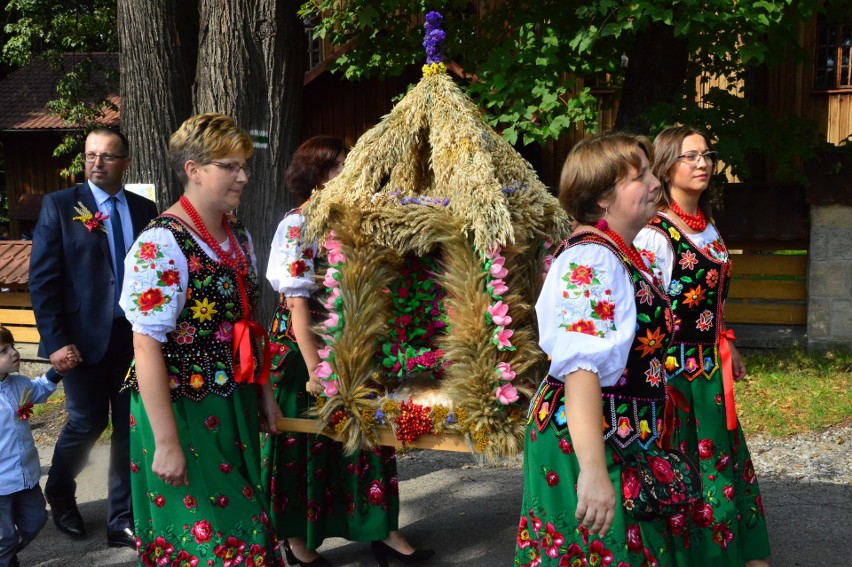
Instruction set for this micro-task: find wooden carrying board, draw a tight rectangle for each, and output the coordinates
[276,417,471,452]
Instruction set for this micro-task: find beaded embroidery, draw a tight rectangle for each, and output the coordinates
[126,215,260,401]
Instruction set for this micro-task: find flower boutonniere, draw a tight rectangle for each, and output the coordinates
[17,388,34,421]
[72,201,109,232]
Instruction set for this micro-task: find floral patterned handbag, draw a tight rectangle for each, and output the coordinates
[609,441,703,521]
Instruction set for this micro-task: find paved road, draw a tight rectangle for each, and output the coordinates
[18,445,850,566]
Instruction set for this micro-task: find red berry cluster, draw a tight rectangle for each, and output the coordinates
[394,399,434,443]
[329,410,349,429]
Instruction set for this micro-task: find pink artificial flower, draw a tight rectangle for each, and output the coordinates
[315,361,333,379]
[323,267,340,288]
[323,311,339,331]
[494,326,514,349]
[543,237,553,250]
[318,344,332,360]
[486,246,503,260]
[496,361,516,381]
[489,278,508,296]
[489,256,508,279]
[327,248,346,265]
[324,381,339,397]
[495,383,519,405]
[488,300,513,326]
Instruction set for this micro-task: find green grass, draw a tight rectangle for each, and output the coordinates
[736,348,852,437]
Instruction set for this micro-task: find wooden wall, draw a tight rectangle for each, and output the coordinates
[1,131,79,238]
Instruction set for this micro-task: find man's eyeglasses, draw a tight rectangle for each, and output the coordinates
[209,161,251,178]
[677,151,718,165]
[83,152,128,164]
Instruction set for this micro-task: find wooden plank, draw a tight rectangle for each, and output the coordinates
[0,292,33,307]
[724,303,807,325]
[4,326,40,344]
[276,417,472,452]
[0,309,36,325]
[730,254,807,277]
[727,279,807,301]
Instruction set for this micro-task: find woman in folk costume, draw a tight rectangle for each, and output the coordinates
[261,136,433,567]
[516,133,680,566]
[633,126,771,566]
[121,113,284,566]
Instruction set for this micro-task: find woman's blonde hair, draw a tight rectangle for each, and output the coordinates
[558,132,652,225]
[168,113,253,186]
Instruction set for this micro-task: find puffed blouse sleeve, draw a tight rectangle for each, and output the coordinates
[265,211,318,297]
[634,226,675,290]
[119,227,189,343]
[536,242,637,387]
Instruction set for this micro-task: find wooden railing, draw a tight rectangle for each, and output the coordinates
[725,251,808,325]
[0,287,40,344]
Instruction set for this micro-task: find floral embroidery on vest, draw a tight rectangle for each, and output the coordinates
[126,215,259,401]
[648,213,732,382]
[528,233,674,449]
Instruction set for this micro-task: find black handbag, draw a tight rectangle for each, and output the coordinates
[609,440,703,521]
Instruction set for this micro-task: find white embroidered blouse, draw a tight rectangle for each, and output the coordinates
[537,240,643,387]
[265,210,319,297]
[119,220,257,343]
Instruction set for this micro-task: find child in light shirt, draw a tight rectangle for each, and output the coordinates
[0,326,64,567]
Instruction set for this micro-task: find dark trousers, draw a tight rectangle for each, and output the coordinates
[44,318,133,532]
[0,485,47,567]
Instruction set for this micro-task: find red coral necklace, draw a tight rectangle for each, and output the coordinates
[179,195,248,277]
[596,221,651,275]
[669,200,707,231]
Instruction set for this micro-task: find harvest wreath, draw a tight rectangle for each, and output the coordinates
[277,12,570,459]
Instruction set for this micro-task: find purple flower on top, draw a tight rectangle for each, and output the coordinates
[423,11,445,64]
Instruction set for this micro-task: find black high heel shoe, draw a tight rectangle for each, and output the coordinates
[282,542,333,567]
[370,540,435,567]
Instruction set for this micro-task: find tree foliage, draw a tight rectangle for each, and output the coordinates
[302,0,833,182]
[3,0,118,174]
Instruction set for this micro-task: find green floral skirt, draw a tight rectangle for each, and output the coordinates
[665,344,771,565]
[515,387,676,566]
[260,304,399,549]
[130,385,282,567]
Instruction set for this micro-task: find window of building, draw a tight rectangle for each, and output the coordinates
[814,17,852,89]
[304,16,323,70]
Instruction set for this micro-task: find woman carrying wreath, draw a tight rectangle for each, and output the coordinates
[633,126,771,566]
[516,133,679,566]
[261,136,433,567]
[120,113,284,566]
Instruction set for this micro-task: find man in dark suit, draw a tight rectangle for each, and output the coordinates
[29,128,158,549]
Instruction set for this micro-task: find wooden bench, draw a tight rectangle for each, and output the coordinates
[725,251,808,325]
[0,288,40,344]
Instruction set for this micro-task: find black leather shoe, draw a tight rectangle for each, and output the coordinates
[46,494,86,539]
[107,527,136,550]
[371,541,434,567]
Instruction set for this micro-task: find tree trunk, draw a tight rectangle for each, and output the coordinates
[117,0,196,209]
[615,22,690,134]
[194,0,306,326]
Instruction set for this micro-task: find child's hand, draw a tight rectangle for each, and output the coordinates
[66,346,82,368]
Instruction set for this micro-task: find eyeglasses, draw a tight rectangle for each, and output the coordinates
[208,161,251,178]
[677,151,718,165]
[83,152,128,164]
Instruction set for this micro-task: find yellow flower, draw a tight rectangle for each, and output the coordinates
[668,226,681,241]
[422,62,447,76]
[665,356,679,372]
[190,298,218,322]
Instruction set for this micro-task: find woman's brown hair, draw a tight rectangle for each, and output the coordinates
[558,132,653,225]
[285,136,346,202]
[652,125,715,219]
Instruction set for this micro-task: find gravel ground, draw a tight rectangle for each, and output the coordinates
[747,421,851,485]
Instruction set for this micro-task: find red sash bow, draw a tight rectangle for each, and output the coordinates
[719,329,738,430]
[232,274,270,385]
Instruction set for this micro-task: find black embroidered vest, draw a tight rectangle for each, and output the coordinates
[646,213,730,345]
[530,232,674,449]
[127,215,259,402]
